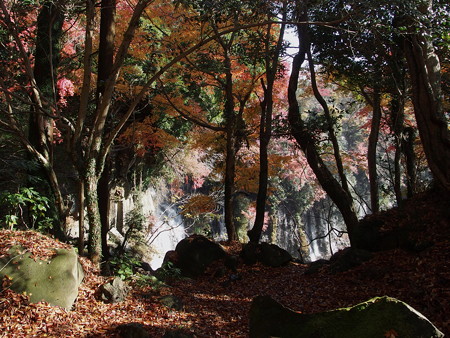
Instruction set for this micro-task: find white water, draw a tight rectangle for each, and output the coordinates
[110,184,350,268]
[109,186,186,270]
[145,202,186,269]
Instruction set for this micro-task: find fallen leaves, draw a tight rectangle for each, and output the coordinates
[0,189,448,336]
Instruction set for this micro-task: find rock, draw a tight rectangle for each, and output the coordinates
[139,261,153,272]
[353,216,431,252]
[163,250,179,265]
[159,294,184,311]
[163,329,196,338]
[249,295,444,338]
[224,254,239,272]
[173,235,227,277]
[259,242,292,267]
[304,259,330,275]
[116,322,149,338]
[241,242,261,265]
[100,277,129,303]
[241,242,292,267]
[0,247,84,310]
[329,248,373,273]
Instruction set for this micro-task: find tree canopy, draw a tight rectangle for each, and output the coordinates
[0,0,448,262]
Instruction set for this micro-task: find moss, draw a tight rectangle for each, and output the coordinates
[250,296,444,338]
[0,247,84,309]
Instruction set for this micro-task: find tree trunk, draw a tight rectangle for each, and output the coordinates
[367,89,381,213]
[403,127,417,198]
[78,180,85,255]
[248,96,270,243]
[390,93,406,206]
[307,48,351,197]
[85,168,102,265]
[98,160,111,262]
[248,16,286,243]
[78,0,149,264]
[97,0,116,263]
[97,0,116,99]
[400,1,450,191]
[288,20,359,246]
[223,49,238,242]
[30,1,66,236]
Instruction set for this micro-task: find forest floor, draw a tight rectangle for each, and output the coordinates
[0,188,449,337]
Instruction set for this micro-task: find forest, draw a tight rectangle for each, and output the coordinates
[0,0,449,336]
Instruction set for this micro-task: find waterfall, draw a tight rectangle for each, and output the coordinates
[267,196,350,263]
[302,199,350,261]
[146,202,186,270]
[109,186,186,270]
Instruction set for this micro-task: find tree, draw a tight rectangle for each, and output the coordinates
[288,4,359,245]
[97,0,116,265]
[71,0,153,263]
[396,0,450,191]
[153,0,273,242]
[308,0,444,209]
[0,0,67,237]
[248,2,287,243]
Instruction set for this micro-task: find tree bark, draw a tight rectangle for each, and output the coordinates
[30,1,66,236]
[367,89,381,213]
[98,159,111,262]
[223,51,238,242]
[97,0,116,100]
[248,15,286,243]
[403,127,417,198]
[97,0,116,264]
[81,0,150,263]
[306,48,351,198]
[85,167,102,265]
[390,93,406,206]
[78,180,85,255]
[400,0,450,191]
[288,14,358,245]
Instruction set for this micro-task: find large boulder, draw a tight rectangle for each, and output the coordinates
[249,295,444,338]
[171,235,227,277]
[241,242,292,267]
[0,247,84,309]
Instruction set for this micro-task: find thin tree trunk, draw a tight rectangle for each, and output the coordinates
[97,0,116,264]
[79,0,150,263]
[98,159,111,262]
[248,93,270,243]
[307,48,351,197]
[224,64,238,241]
[97,0,116,99]
[85,168,102,265]
[248,13,286,243]
[367,89,381,213]
[78,180,85,254]
[28,1,66,236]
[403,127,417,197]
[390,94,405,206]
[288,14,358,245]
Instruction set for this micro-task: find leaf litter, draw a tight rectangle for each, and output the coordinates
[0,189,448,337]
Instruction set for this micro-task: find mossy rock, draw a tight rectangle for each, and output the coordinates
[0,247,84,309]
[249,295,444,337]
[159,294,184,311]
